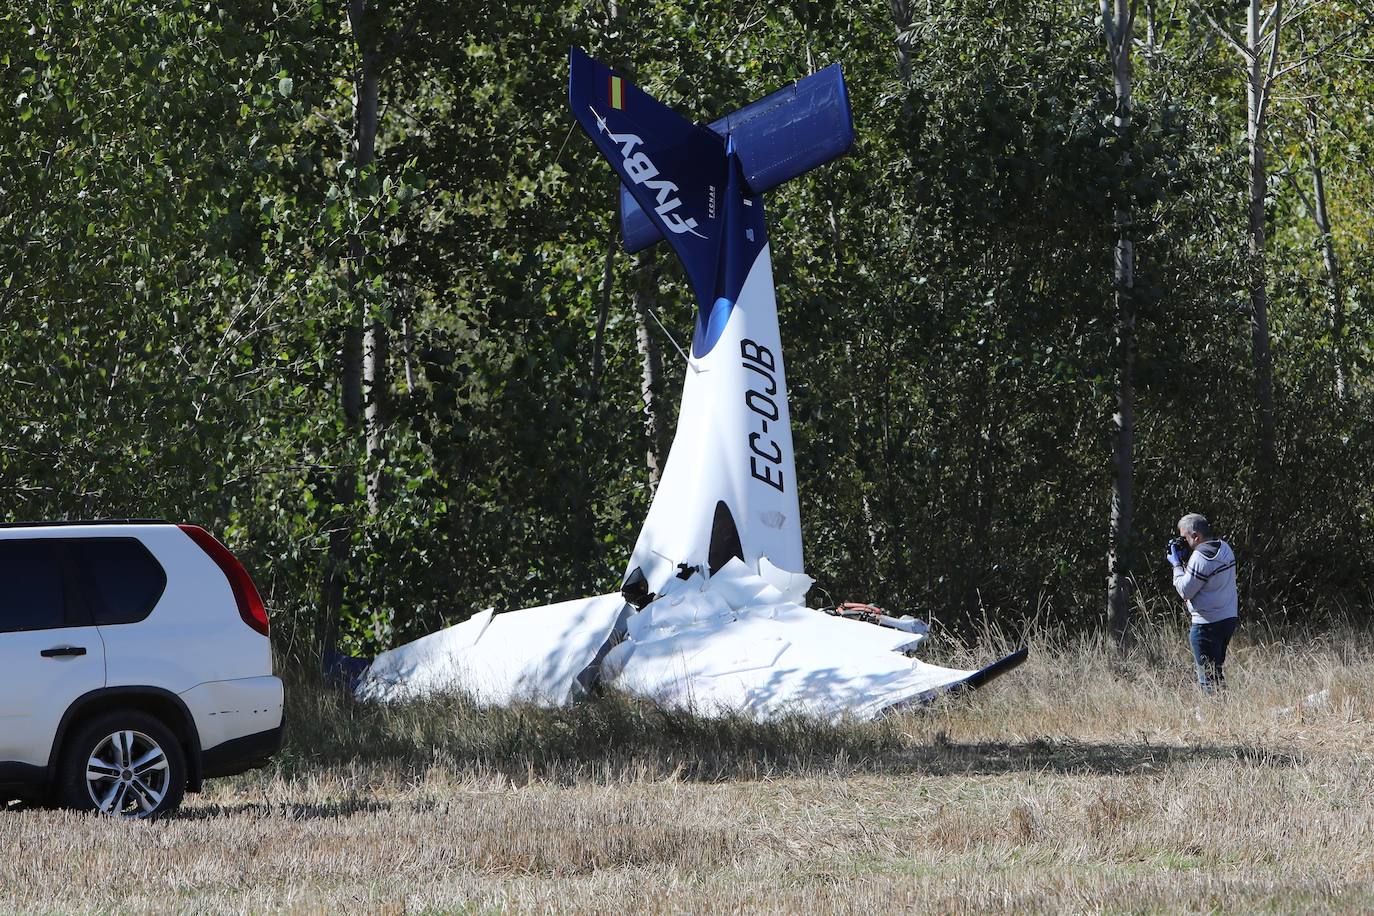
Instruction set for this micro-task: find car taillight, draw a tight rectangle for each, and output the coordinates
[178,524,270,637]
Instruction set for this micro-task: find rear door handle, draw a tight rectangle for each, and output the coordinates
[40,646,87,658]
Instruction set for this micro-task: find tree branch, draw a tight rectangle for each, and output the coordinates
[1257,4,1284,120]
[1191,2,1254,60]
[1280,0,1329,32]
[1273,27,1360,80]
[382,9,423,65]
[1260,0,1281,41]
[1266,2,1284,84]
[1280,166,1317,223]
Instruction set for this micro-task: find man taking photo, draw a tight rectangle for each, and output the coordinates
[1167,513,1239,692]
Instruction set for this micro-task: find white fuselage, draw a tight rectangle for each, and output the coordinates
[624,244,804,595]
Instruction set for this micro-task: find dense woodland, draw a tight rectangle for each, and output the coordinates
[3,0,1371,661]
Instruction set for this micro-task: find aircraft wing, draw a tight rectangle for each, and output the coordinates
[355,566,1025,721]
[355,593,629,705]
[601,559,1025,721]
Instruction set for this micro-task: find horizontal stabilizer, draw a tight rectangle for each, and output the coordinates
[707,63,853,194]
[618,63,853,254]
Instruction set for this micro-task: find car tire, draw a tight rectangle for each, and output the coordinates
[57,710,187,819]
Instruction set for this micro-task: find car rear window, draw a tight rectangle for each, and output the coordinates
[0,539,67,632]
[70,538,167,626]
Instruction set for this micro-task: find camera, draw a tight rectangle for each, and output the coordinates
[1168,535,1191,563]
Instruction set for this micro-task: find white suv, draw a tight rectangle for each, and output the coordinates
[0,521,284,818]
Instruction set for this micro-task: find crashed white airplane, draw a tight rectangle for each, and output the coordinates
[356,48,1026,719]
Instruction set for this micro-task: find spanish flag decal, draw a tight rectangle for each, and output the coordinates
[609,75,624,110]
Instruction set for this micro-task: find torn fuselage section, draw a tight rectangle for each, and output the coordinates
[356,556,1025,721]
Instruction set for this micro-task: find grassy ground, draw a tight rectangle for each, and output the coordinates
[3,616,1373,914]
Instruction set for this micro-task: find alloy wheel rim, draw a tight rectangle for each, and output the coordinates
[84,730,170,818]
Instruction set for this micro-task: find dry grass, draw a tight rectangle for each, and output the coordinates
[4,617,1374,914]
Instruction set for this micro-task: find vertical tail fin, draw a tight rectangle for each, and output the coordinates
[568,47,726,316]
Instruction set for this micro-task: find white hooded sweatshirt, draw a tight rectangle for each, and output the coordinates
[1173,539,1239,625]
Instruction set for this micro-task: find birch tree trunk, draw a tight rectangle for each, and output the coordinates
[630,252,669,492]
[588,225,618,403]
[1304,100,1345,398]
[351,9,388,516]
[889,0,915,80]
[1245,0,1279,599]
[1104,0,1137,645]
[1197,0,1302,606]
[1145,0,1157,59]
[603,0,667,490]
[322,0,385,662]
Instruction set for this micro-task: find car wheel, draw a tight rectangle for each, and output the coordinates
[58,710,187,819]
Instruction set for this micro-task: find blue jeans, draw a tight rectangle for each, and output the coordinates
[1189,617,1239,692]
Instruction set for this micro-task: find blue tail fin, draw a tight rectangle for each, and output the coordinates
[569,47,725,316]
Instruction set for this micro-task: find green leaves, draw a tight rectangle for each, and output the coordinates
[0,0,1369,655]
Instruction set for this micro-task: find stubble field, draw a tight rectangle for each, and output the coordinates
[3,617,1373,914]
